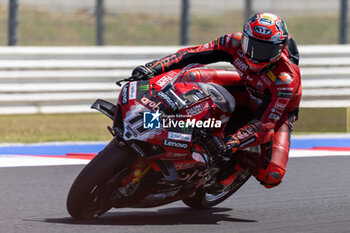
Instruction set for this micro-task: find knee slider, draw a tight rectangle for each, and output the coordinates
[259,179,282,189]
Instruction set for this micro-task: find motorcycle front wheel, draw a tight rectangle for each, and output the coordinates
[66,139,136,219]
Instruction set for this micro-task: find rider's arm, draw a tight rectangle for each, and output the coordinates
[155,43,234,73]
[133,34,239,79]
[226,73,301,151]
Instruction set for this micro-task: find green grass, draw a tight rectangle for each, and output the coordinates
[0,108,348,143]
[0,113,112,143]
[0,7,344,45]
[294,108,347,133]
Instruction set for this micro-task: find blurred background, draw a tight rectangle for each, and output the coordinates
[0,0,348,46]
[0,0,349,143]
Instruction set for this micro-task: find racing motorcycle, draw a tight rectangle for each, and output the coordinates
[67,64,257,219]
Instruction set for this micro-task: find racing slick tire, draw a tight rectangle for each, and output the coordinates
[66,139,136,219]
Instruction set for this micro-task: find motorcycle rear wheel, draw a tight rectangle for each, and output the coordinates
[182,170,251,209]
[66,139,136,219]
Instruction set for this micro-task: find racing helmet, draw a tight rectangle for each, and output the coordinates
[242,12,289,73]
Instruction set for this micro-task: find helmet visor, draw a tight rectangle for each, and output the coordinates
[242,34,283,63]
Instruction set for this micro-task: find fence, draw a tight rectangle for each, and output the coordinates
[2,0,349,46]
[0,45,349,115]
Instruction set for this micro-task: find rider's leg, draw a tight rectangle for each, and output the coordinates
[234,112,297,188]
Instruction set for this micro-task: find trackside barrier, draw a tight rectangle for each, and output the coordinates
[0,45,350,115]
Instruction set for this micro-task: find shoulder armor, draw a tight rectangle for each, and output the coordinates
[232,32,242,48]
[276,72,293,85]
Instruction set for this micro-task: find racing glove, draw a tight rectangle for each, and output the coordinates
[131,65,156,81]
[206,135,226,156]
[131,60,163,81]
[223,135,240,155]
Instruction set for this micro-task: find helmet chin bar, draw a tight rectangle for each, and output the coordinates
[249,60,278,74]
[248,64,265,73]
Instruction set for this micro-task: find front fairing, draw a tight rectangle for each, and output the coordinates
[115,64,231,162]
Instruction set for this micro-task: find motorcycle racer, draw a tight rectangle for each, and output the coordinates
[131,12,302,189]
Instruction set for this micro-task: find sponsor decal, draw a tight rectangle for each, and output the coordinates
[267,71,277,82]
[156,71,177,88]
[276,72,292,85]
[161,54,178,66]
[175,161,198,170]
[234,58,248,71]
[277,91,292,98]
[169,153,188,158]
[163,139,190,149]
[239,136,256,148]
[269,113,280,121]
[157,91,177,111]
[214,38,219,46]
[271,108,283,115]
[274,101,287,110]
[259,18,272,25]
[261,75,272,86]
[185,102,209,116]
[141,97,161,111]
[261,13,275,21]
[129,81,137,100]
[182,125,190,133]
[168,132,192,142]
[254,26,272,35]
[143,110,161,129]
[237,129,254,141]
[277,87,294,91]
[138,84,149,91]
[122,84,129,105]
[275,98,289,110]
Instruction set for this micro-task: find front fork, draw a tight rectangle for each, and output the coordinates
[120,156,151,190]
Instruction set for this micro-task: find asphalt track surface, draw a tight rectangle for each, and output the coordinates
[1,156,350,233]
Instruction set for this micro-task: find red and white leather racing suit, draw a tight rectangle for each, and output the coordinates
[147,32,302,188]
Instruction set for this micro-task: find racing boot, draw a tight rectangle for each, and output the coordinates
[217,155,243,186]
[235,150,264,177]
[218,150,263,186]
